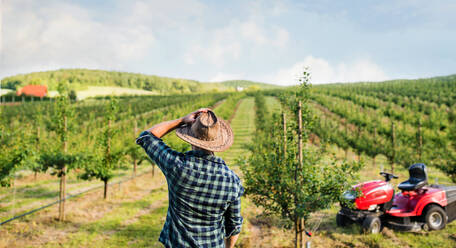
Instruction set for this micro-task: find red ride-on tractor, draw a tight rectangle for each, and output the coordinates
[336,163,456,233]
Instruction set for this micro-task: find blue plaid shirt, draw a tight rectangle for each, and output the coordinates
[136,131,243,248]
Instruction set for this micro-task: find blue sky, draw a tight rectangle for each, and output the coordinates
[1,0,455,85]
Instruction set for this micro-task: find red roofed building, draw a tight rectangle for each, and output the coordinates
[17,85,48,98]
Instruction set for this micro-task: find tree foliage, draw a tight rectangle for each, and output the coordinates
[242,72,362,230]
[79,97,126,198]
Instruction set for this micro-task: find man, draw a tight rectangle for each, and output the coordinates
[136,108,243,248]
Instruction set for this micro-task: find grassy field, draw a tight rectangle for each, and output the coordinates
[218,97,256,165]
[0,166,152,222]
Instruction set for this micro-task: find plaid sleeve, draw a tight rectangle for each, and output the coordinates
[224,183,244,238]
[136,131,183,176]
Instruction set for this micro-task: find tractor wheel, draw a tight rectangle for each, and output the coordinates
[362,216,382,234]
[336,212,351,227]
[423,205,447,231]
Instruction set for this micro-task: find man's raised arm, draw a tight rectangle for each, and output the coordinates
[147,108,210,138]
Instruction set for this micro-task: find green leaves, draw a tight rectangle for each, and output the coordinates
[0,129,37,186]
[79,97,125,183]
[38,150,83,176]
[242,75,362,227]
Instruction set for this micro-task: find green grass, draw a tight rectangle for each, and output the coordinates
[0,166,152,221]
[218,97,256,165]
[41,187,168,248]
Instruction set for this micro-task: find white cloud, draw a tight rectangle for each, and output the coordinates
[183,26,242,67]
[240,20,268,45]
[0,0,3,55]
[184,18,289,66]
[268,56,389,85]
[123,0,206,31]
[208,72,244,82]
[273,27,289,47]
[0,0,157,77]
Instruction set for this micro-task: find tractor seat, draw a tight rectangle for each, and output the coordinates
[398,163,428,191]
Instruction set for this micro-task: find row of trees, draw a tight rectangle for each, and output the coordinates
[242,71,362,248]
[308,84,456,182]
[318,89,454,131]
[311,93,450,168]
[318,74,456,107]
[1,92,230,124]
[0,85,231,221]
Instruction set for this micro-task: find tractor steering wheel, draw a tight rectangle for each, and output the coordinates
[379,172,398,182]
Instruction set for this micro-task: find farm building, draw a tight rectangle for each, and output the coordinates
[16,85,48,98]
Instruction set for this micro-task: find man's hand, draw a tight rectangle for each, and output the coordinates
[182,108,211,125]
[225,234,239,248]
[146,108,211,138]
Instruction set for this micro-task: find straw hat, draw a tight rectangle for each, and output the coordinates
[176,110,233,152]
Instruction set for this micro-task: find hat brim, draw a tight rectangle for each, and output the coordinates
[175,119,234,152]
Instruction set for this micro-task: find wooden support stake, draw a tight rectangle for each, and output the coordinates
[373,127,377,168]
[59,115,67,221]
[283,112,287,158]
[344,122,348,159]
[418,119,423,160]
[104,119,112,200]
[391,121,395,174]
[134,119,138,177]
[297,101,304,248]
[35,125,40,181]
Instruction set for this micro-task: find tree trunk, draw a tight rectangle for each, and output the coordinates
[300,218,305,248]
[344,122,348,159]
[152,164,155,177]
[295,218,299,248]
[104,180,108,199]
[373,127,377,168]
[418,119,423,160]
[134,120,138,177]
[283,112,287,157]
[59,115,68,221]
[296,101,303,248]
[12,176,16,216]
[298,101,303,168]
[35,126,40,181]
[105,119,112,199]
[108,120,111,154]
[356,126,361,162]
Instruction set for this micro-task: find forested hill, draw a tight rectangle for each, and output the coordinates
[0,69,279,94]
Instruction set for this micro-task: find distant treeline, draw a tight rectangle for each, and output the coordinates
[1,69,278,94]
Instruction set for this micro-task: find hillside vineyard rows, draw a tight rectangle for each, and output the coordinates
[0,75,455,247]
